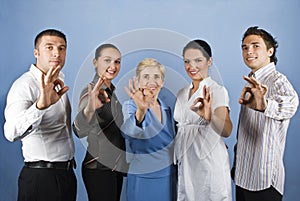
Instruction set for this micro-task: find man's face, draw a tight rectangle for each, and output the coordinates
[242,34,274,72]
[34,35,66,73]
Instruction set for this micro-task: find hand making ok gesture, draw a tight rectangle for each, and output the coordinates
[125,77,155,122]
[36,65,69,110]
[190,85,212,122]
[239,75,268,112]
[83,76,110,122]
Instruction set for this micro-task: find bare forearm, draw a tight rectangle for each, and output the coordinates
[135,108,147,123]
[210,115,232,137]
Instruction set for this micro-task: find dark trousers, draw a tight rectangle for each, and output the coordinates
[236,185,282,201]
[18,166,77,201]
[82,166,123,201]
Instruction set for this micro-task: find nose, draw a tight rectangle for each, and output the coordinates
[247,47,254,55]
[52,47,59,57]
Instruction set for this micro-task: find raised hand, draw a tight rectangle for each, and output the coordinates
[36,65,69,110]
[83,76,110,122]
[239,75,268,111]
[190,85,212,122]
[125,77,154,122]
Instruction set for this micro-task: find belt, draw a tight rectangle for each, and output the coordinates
[25,158,76,170]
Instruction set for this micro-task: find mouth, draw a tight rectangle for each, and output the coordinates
[106,68,116,75]
[246,57,257,61]
[189,69,199,75]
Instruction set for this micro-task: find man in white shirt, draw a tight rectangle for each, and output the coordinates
[232,26,298,201]
[4,29,76,201]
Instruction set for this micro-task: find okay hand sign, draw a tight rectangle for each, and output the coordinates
[239,75,268,112]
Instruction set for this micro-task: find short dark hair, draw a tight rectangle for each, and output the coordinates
[94,43,120,59]
[183,39,212,60]
[34,29,67,49]
[242,26,278,64]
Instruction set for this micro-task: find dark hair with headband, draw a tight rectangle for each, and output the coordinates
[94,44,120,59]
[183,39,212,60]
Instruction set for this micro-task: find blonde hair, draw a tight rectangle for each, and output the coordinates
[136,58,166,80]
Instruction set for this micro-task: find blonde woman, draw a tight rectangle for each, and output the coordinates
[121,58,176,201]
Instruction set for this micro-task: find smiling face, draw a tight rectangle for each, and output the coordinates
[183,48,212,82]
[242,34,274,72]
[138,66,164,97]
[34,35,66,73]
[93,47,121,82]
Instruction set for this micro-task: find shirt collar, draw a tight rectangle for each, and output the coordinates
[252,62,276,80]
[189,76,213,89]
[30,64,65,81]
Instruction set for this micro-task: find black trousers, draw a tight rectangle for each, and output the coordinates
[236,185,282,201]
[82,166,123,201]
[18,166,77,201]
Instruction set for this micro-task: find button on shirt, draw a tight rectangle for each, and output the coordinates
[4,64,75,162]
[234,62,299,194]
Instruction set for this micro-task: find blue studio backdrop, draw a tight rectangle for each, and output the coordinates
[1,0,299,201]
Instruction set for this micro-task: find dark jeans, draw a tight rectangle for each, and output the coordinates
[18,166,77,201]
[236,185,282,201]
[82,166,123,201]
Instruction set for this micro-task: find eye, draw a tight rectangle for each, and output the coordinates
[104,59,112,63]
[46,46,53,50]
[195,59,202,63]
[154,74,161,79]
[242,46,248,51]
[142,74,149,79]
[184,60,190,64]
[59,46,66,51]
[115,60,121,64]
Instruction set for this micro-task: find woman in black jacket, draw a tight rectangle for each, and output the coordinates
[73,44,128,201]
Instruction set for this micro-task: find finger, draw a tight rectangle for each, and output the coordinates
[44,66,54,84]
[93,77,105,92]
[51,65,61,79]
[261,84,268,92]
[99,90,110,103]
[54,78,64,87]
[57,86,69,96]
[125,87,133,98]
[192,97,204,108]
[240,87,251,98]
[205,86,211,101]
[142,88,153,97]
[133,77,139,91]
[239,87,252,104]
[40,73,45,88]
[53,79,64,93]
[87,83,93,97]
[128,79,134,92]
[243,76,255,87]
[243,75,261,87]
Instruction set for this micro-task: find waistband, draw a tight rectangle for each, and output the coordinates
[25,158,76,170]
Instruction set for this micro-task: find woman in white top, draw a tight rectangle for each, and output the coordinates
[174,39,233,201]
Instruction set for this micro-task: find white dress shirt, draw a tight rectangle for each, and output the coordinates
[4,64,75,162]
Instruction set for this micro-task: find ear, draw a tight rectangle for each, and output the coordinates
[208,57,213,67]
[93,58,97,68]
[268,47,274,57]
[33,49,38,58]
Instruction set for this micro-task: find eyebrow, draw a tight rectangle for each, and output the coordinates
[102,56,121,60]
[242,41,260,47]
[44,43,66,47]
